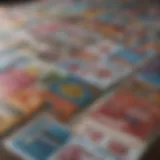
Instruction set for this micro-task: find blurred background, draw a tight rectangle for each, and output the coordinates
[0,0,159,160]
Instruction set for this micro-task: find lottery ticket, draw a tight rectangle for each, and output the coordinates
[41,70,101,107]
[5,113,71,160]
[90,90,159,140]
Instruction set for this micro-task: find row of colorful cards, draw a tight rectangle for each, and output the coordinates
[0,0,159,159]
[1,55,159,160]
[4,113,144,160]
[0,0,159,47]
[0,29,157,90]
[0,54,102,135]
[80,56,160,141]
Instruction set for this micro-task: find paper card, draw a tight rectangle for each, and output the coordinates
[55,39,129,90]
[44,91,77,122]
[5,114,71,160]
[77,58,131,89]
[0,103,23,135]
[91,90,159,140]
[7,86,47,115]
[48,75,101,107]
[72,118,144,160]
[77,65,113,89]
